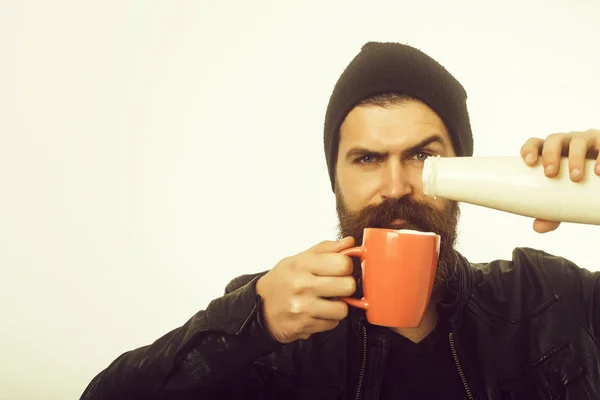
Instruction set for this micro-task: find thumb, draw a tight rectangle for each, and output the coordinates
[533,219,561,233]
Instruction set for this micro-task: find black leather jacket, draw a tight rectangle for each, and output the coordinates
[80,247,600,399]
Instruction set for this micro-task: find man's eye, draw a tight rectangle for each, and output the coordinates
[356,155,378,164]
[412,152,432,161]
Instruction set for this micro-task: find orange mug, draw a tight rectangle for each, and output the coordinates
[340,227,440,328]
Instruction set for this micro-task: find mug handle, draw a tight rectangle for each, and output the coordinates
[339,246,369,310]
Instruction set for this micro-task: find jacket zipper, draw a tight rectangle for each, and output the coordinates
[449,332,474,400]
[354,325,367,400]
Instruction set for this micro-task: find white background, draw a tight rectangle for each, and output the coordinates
[1,1,599,399]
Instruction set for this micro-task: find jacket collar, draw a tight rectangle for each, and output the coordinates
[437,250,474,323]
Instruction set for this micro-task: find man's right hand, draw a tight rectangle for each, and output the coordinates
[255,237,358,344]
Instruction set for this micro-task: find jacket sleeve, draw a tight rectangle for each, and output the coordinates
[80,272,281,400]
[534,249,600,342]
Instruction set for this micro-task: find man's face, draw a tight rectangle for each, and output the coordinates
[335,98,460,284]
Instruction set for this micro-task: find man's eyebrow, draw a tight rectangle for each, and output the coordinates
[344,134,447,161]
[402,134,446,156]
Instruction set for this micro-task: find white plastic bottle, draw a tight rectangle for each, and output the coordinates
[422,156,600,225]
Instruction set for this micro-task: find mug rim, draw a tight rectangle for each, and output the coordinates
[363,227,439,237]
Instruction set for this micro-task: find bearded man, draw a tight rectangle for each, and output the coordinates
[81,42,600,400]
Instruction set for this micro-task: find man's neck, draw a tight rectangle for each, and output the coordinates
[389,285,445,343]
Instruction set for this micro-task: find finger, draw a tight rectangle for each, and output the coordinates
[307,236,355,255]
[533,219,561,234]
[311,276,356,297]
[304,253,354,277]
[587,129,600,158]
[541,133,569,177]
[311,298,349,321]
[567,135,593,182]
[593,134,600,176]
[520,137,544,165]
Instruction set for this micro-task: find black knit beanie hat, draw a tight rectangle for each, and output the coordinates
[323,42,473,191]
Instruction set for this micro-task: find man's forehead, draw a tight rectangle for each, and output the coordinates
[338,103,453,148]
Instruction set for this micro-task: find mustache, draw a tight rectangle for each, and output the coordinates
[345,197,447,233]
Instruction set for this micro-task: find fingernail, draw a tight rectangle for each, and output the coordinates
[525,154,534,165]
[571,169,581,179]
[545,165,554,176]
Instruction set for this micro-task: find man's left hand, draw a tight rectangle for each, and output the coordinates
[519,129,600,233]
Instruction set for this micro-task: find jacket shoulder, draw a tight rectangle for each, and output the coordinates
[474,247,599,293]
[468,247,593,321]
[522,248,600,292]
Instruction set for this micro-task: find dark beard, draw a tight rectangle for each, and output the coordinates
[335,190,460,286]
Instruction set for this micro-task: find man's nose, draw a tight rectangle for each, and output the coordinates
[380,163,413,200]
